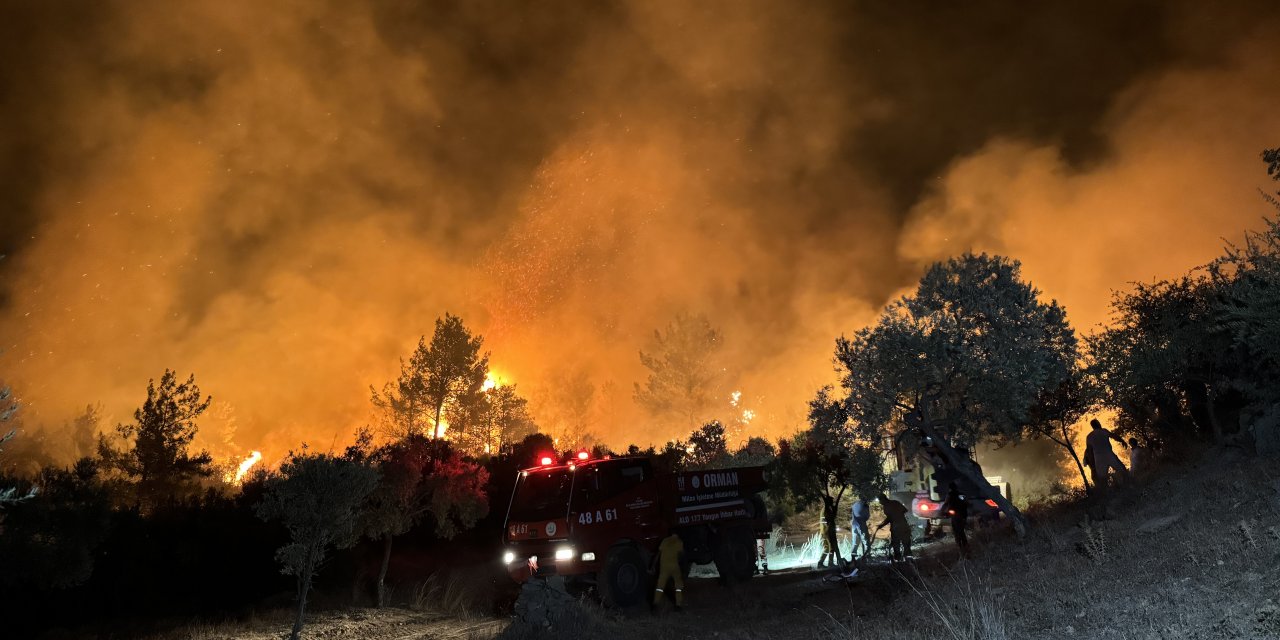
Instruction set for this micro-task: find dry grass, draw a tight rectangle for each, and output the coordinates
[411,570,486,619]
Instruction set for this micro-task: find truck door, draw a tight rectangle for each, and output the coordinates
[571,459,660,547]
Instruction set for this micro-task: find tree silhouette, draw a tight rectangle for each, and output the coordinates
[424,314,489,440]
[372,314,489,441]
[1087,275,1239,443]
[257,451,378,640]
[687,420,729,469]
[773,387,885,557]
[465,383,536,456]
[634,313,728,435]
[1024,368,1094,490]
[1264,148,1280,183]
[97,370,213,510]
[351,435,489,607]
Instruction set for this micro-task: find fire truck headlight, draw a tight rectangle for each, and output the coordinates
[554,547,574,561]
[581,552,596,562]
[502,551,515,564]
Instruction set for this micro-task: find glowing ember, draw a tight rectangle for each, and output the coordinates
[230,450,262,484]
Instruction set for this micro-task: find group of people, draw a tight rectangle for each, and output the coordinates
[814,418,1146,569]
[1084,418,1148,518]
[816,491,914,572]
[650,418,1146,611]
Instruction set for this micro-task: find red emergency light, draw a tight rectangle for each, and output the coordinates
[539,456,554,466]
[919,503,935,511]
[576,451,589,461]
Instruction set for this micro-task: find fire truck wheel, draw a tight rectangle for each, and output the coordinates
[599,545,648,608]
[713,525,756,582]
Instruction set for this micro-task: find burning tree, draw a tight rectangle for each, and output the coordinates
[837,254,1077,537]
[372,314,490,441]
[773,387,885,557]
[423,314,490,440]
[352,434,489,607]
[97,370,214,510]
[466,383,537,456]
[256,451,378,640]
[634,313,729,435]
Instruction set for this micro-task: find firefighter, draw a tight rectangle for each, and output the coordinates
[816,515,831,568]
[942,482,970,557]
[1085,418,1130,490]
[874,493,912,562]
[652,530,684,612]
[850,496,871,562]
[817,498,838,568]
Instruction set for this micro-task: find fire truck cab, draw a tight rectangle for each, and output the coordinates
[501,452,770,607]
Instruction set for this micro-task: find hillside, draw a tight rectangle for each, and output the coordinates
[498,446,1280,640]
[140,446,1279,640]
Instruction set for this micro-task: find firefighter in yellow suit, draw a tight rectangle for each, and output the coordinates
[652,531,684,611]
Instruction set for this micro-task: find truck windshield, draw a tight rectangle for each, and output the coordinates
[509,469,573,522]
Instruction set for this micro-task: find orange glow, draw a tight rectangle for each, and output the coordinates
[0,2,1273,489]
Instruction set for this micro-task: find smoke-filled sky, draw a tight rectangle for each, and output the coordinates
[2,1,1278,463]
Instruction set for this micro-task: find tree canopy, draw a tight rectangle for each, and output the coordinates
[256,451,379,640]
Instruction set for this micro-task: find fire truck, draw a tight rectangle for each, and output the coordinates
[500,451,771,607]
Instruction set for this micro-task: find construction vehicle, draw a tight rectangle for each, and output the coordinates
[887,436,1010,537]
[500,451,771,607]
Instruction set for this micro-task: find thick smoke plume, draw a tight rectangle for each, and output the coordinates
[0,1,1277,465]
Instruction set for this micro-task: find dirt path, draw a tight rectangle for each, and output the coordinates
[178,608,508,640]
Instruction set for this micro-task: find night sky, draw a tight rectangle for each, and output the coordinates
[1,1,1277,459]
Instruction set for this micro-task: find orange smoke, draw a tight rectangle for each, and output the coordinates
[0,2,1276,468]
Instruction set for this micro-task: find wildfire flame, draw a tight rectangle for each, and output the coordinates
[231,450,262,484]
[482,371,502,392]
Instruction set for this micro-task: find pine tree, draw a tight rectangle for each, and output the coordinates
[97,370,213,510]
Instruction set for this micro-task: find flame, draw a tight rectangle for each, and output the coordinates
[482,371,503,392]
[231,450,262,484]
